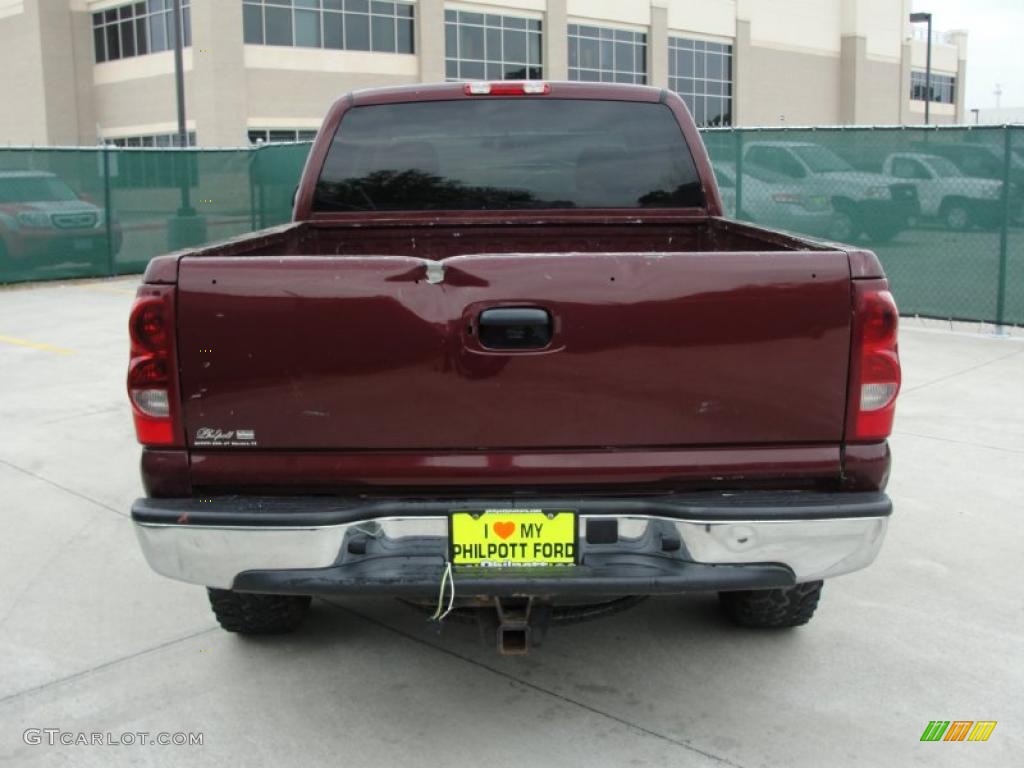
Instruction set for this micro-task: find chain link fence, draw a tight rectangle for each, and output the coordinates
[1,125,1021,326]
[0,143,307,283]
[703,125,1024,327]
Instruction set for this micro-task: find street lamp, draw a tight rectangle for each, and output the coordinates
[910,11,933,125]
[167,0,207,249]
[171,0,190,217]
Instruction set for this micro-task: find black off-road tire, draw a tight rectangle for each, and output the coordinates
[207,588,311,634]
[719,581,823,628]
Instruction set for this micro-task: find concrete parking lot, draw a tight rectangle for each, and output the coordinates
[1,276,1022,767]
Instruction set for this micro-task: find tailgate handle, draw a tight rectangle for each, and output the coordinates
[477,308,552,350]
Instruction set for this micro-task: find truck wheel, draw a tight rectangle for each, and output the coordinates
[206,588,311,634]
[941,201,971,231]
[718,581,823,628]
[827,211,857,242]
[0,239,13,278]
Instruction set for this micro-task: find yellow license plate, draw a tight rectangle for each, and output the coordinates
[450,510,577,567]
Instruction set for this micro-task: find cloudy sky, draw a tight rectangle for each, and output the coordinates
[912,0,1023,109]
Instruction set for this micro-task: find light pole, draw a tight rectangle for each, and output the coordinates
[910,11,932,125]
[172,0,189,205]
[167,0,207,249]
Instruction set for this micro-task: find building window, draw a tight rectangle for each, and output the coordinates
[103,132,197,147]
[668,37,733,127]
[911,71,955,104]
[248,128,319,144]
[93,1,191,63]
[242,0,414,54]
[443,10,542,81]
[567,24,646,84]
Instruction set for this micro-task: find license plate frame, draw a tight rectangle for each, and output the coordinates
[449,509,577,568]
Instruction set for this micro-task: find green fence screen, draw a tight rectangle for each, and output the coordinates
[1,125,1022,326]
[703,125,1024,327]
[0,143,308,283]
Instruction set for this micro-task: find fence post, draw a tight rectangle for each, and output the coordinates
[248,148,258,231]
[102,145,114,277]
[734,128,743,219]
[258,149,267,229]
[995,126,1012,331]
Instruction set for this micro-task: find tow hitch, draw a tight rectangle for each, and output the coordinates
[402,595,647,656]
[478,597,554,656]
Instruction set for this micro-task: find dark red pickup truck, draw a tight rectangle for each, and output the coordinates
[128,82,900,654]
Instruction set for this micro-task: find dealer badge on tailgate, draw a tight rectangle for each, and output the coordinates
[450,510,577,567]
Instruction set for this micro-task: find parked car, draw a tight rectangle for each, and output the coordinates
[742,141,920,241]
[713,161,835,238]
[0,171,121,268]
[128,82,900,654]
[912,141,1024,224]
[883,152,1013,230]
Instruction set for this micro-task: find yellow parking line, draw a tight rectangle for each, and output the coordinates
[0,334,76,355]
[80,285,137,296]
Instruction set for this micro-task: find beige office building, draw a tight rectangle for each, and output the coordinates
[0,0,967,147]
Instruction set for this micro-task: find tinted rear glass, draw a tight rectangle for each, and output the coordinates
[313,99,704,211]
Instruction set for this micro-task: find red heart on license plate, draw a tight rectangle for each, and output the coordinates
[493,521,515,540]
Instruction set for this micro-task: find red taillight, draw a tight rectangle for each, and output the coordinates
[463,81,551,96]
[847,284,901,441]
[128,287,179,447]
[130,299,168,351]
[128,356,169,388]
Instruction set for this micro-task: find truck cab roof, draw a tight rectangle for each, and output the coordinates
[345,80,667,107]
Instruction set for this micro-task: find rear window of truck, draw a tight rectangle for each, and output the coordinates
[313,99,704,211]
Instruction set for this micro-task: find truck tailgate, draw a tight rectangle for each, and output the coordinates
[176,251,851,450]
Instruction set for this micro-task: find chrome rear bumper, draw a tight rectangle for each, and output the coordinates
[132,493,890,594]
